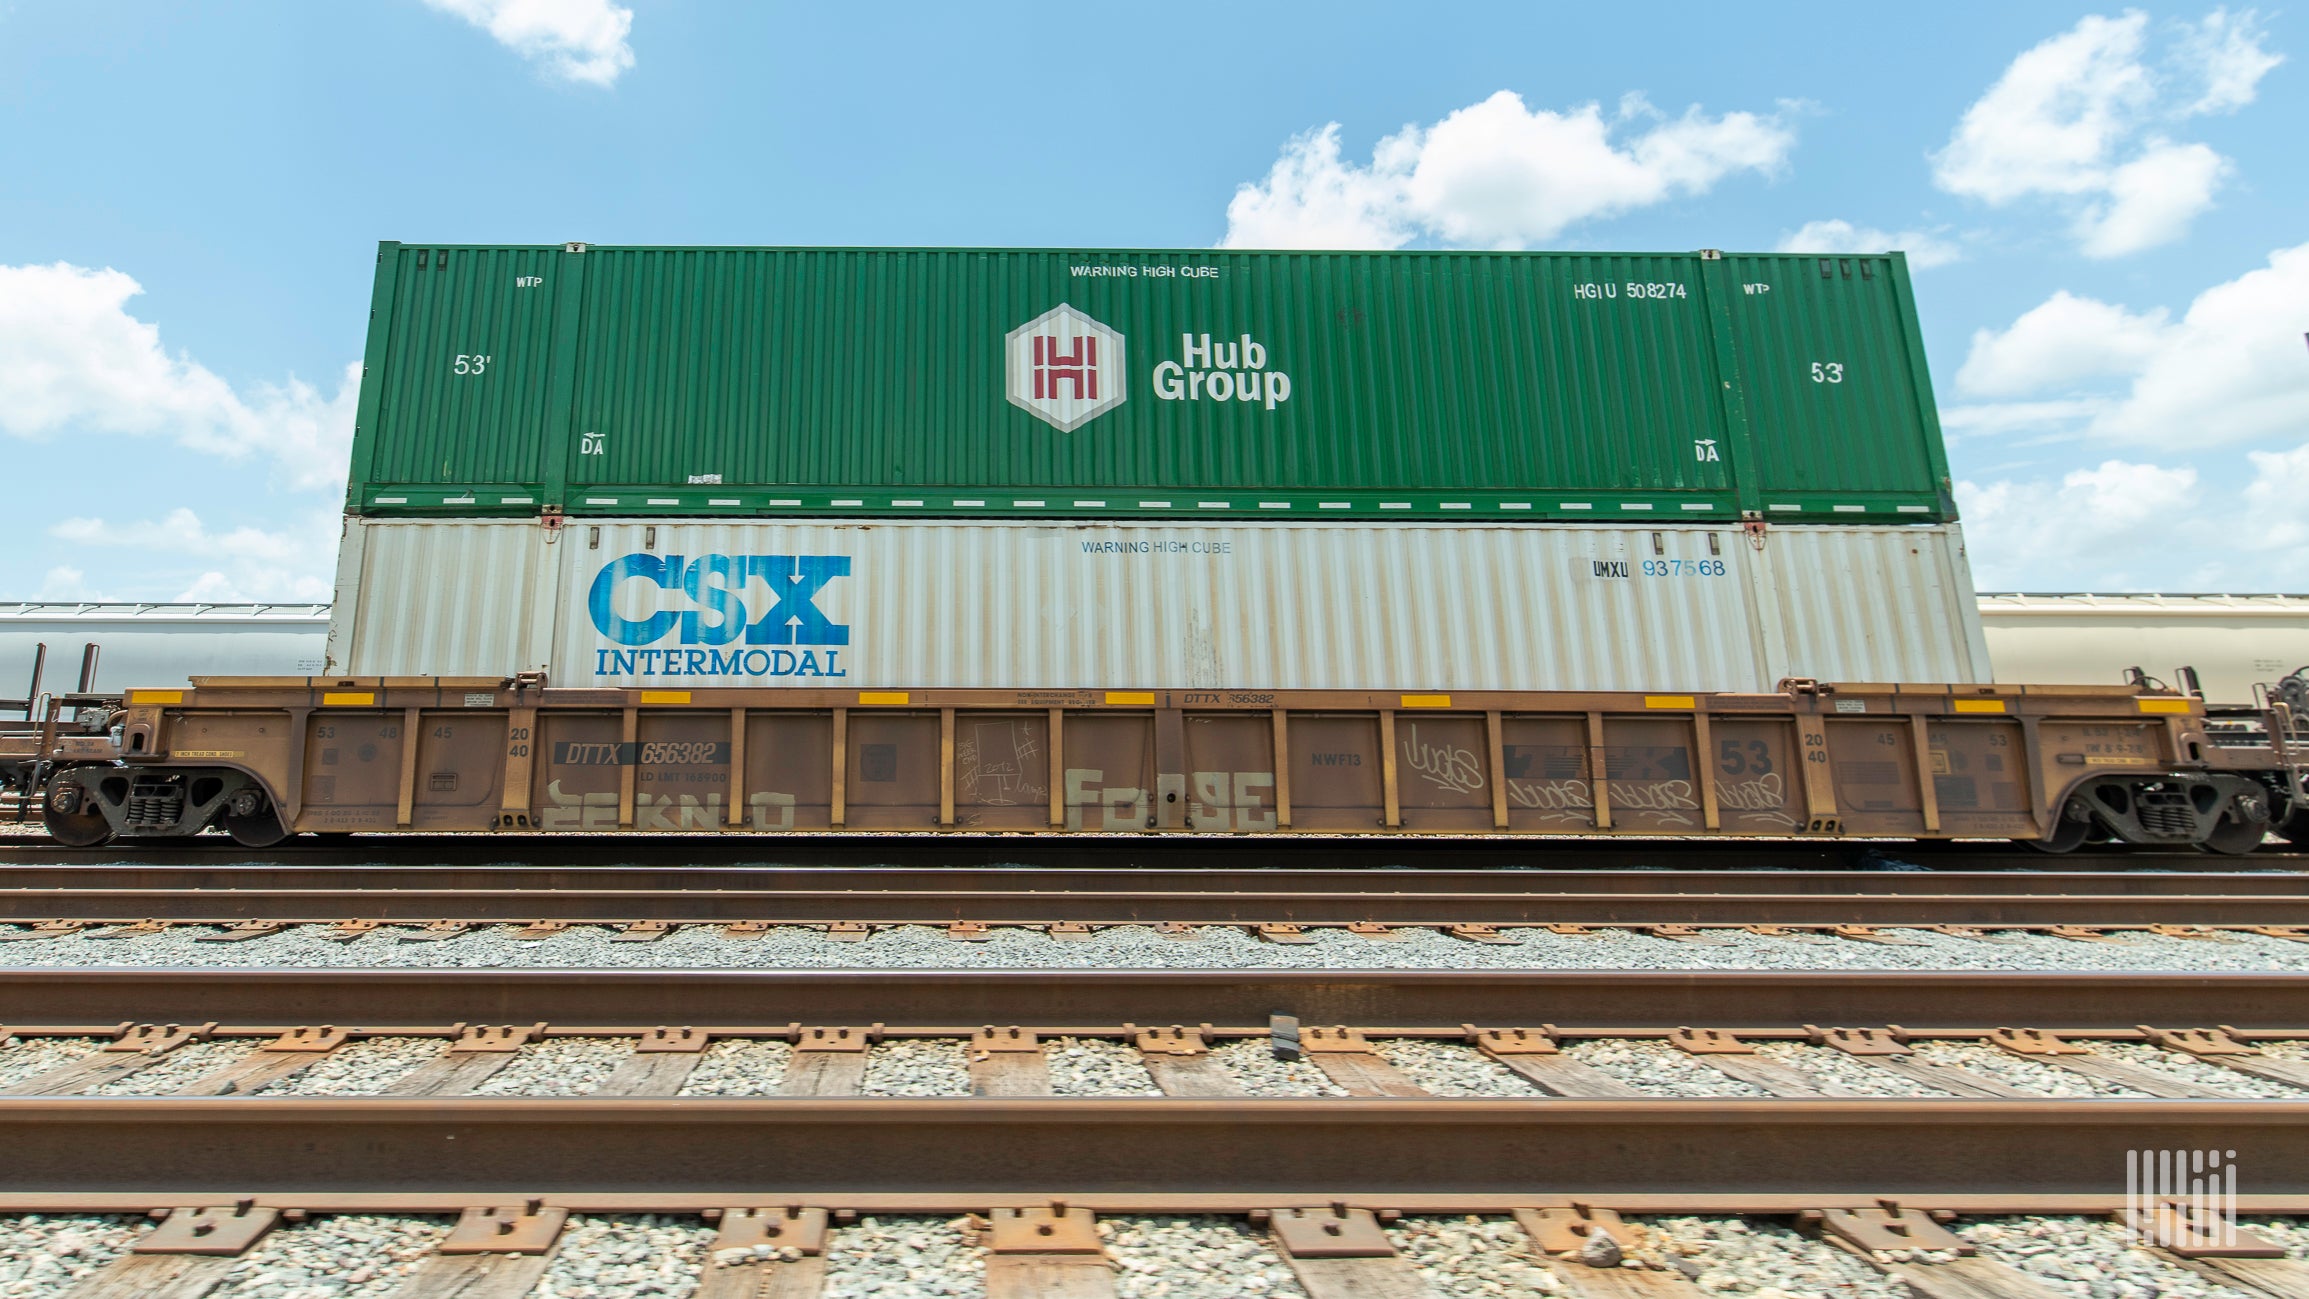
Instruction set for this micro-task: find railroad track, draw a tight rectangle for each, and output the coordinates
[4,970,2309,1297]
[1,862,2308,932]
[7,830,2301,871]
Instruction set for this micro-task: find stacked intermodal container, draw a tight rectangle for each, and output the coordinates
[329,243,1985,691]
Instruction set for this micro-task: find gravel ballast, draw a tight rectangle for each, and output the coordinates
[820,1216,985,1299]
[1910,1041,2155,1098]
[83,1038,258,1096]
[1106,1216,1308,1297]
[675,1038,793,1096]
[469,1038,633,1097]
[535,1213,710,1298]
[1959,1216,2260,1298]
[2095,1041,2301,1097]
[1749,1041,1952,1096]
[1565,1040,1769,1097]
[261,1036,442,1095]
[8,920,2309,973]
[207,1214,448,1297]
[0,1037,102,1089]
[0,1214,147,1296]
[1385,1215,1560,1295]
[1372,1039,1534,1095]
[1637,1215,1912,1297]
[862,1038,971,1097]
[1045,1036,1162,1096]
[1209,1038,1346,1096]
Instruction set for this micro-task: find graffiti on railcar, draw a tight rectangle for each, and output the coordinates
[957,717,1046,807]
[1188,770,1277,831]
[1400,723,1484,795]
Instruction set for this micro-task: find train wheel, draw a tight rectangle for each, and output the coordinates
[220,805,292,849]
[2203,801,2274,856]
[41,788,114,848]
[2024,800,2095,854]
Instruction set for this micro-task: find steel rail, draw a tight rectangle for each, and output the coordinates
[7,968,2309,1031]
[3,1097,2304,1201]
[2,867,2308,925]
[4,832,2298,873]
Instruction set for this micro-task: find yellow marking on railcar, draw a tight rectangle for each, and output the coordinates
[1104,691,1155,706]
[1644,695,1696,709]
[638,690,692,705]
[128,689,184,704]
[321,692,375,706]
[1399,694,1452,708]
[1952,699,2006,714]
[858,691,911,705]
[2136,698,2192,714]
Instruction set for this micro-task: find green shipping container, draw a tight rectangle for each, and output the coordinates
[347,244,1956,522]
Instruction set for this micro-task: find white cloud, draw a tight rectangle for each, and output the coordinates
[1955,290,2173,398]
[1220,125,1415,250]
[1930,9,2280,256]
[50,509,337,603]
[32,567,102,602]
[0,263,356,492]
[1938,399,2110,439]
[1776,219,1962,269]
[2072,137,2227,257]
[1944,242,2309,446]
[2174,8,2287,113]
[2087,242,2309,445]
[1222,91,1794,250]
[1957,459,2203,588]
[2244,443,2309,550]
[1960,439,2309,589]
[421,0,635,87]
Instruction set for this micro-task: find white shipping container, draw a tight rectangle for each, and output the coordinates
[327,517,1990,692]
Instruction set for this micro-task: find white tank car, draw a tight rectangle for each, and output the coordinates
[0,603,329,701]
[1977,593,2309,704]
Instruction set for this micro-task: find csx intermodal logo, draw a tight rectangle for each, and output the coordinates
[587,553,850,680]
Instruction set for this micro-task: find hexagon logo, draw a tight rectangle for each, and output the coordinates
[1006,304,1126,432]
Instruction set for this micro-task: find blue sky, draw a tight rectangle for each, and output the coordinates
[1,1,2303,598]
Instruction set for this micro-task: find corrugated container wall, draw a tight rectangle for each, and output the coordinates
[327,518,1990,692]
[347,246,1956,524]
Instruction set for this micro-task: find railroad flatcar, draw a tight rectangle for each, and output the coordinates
[10,678,2301,854]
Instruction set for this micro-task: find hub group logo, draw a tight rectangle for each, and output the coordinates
[1005,303,1296,432]
[1007,304,1127,431]
[586,553,850,679]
